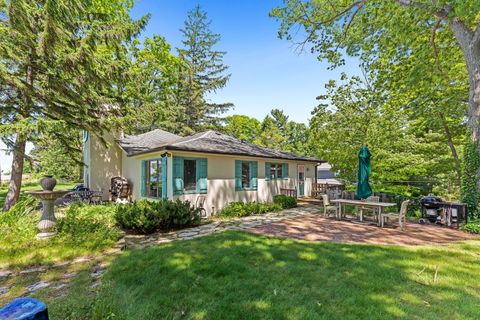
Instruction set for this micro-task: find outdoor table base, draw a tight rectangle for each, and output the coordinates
[331,199,397,226]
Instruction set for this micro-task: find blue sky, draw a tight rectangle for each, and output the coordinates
[130,0,360,123]
[0,0,359,174]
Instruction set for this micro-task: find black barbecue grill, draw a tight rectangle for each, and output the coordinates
[419,194,467,228]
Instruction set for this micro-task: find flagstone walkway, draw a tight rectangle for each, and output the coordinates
[124,205,320,249]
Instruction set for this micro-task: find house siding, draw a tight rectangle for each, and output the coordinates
[124,150,316,216]
[84,132,122,200]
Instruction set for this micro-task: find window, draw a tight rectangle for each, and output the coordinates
[265,163,288,180]
[242,161,250,188]
[173,157,208,195]
[144,159,162,198]
[184,159,197,191]
[235,160,258,191]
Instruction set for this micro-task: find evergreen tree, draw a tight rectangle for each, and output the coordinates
[177,5,233,133]
[0,0,147,211]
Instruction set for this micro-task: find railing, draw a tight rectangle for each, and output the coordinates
[312,183,345,199]
[280,188,297,198]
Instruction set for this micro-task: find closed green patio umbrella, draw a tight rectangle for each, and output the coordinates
[356,145,373,199]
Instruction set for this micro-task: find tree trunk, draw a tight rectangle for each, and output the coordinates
[439,112,461,184]
[3,134,27,211]
[449,20,480,190]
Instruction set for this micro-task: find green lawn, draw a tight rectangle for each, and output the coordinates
[63,231,480,319]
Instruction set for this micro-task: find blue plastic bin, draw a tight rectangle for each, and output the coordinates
[0,298,48,320]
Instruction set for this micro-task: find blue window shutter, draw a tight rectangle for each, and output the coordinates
[161,157,168,198]
[235,160,242,190]
[173,157,184,195]
[196,158,208,193]
[282,163,289,179]
[265,162,270,181]
[140,160,146,197]
[250,161,258,190]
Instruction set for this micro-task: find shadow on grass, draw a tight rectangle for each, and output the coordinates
[91,231,480,320]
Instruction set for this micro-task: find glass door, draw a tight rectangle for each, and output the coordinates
[297,165,305,197]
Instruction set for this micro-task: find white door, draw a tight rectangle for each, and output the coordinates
[297,165,305,197]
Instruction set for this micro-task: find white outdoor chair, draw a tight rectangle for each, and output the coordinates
[321,194,338,217]
[361,195,380,220]
[195,195,207,218]
[380,200,410,230]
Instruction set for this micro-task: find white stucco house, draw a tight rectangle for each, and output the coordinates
[83,129,323,216]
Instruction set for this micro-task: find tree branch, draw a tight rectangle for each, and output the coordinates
[449,18,474,53]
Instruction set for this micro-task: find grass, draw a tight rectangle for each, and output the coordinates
[0,182,76,209]
[22,231,477,320]
[0,202,121,269]
[0,256,115,320]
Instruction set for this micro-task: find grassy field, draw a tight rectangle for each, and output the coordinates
[12,231,476,319]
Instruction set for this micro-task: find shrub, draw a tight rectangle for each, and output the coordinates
[219,201,282,218]
[273,195,297,209]
[461,221,480,234]
[57,203,121,244]
[115,199,201,234]
[0,196,38,248]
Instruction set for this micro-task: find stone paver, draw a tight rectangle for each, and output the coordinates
[124,206,319,249]
[0,286,11,296]
[27,281,50,292]
[247,213,478,246]
[0,238,125,280]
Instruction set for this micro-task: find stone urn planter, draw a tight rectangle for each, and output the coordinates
[26,176,69,239]
[40,175,56,191]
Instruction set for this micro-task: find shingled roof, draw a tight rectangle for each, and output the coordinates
[118,129,181,156]
[118,130,322,163]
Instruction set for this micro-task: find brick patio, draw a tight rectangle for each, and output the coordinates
[246,213,478,246]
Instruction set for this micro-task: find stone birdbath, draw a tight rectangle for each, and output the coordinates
[26,176,70,239]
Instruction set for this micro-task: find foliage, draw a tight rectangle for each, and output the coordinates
[222,115,262,144]
[122,36,186,135]
[310,73,462,197]
[56,203,121,245]
[0,201,120,268]
[29,124,83,180]
[219,201,282,218]
[176,5,233,133]
[0,0,148,210]
[270,0,476,200]
[461,220,480,234]
[461,139,480,217]
[273,194,298,209]
[0,196,38,247]
[90,232,480,319]
[115,199,201,234]
[252,109,311,155]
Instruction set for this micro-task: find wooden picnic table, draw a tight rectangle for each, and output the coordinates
[330,199,397,225]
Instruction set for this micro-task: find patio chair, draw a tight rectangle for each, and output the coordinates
[380,200,410,230]
[321,194,338,217]
[195,195,208,218]
[361,196,380,220]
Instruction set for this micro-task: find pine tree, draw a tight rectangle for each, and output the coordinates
[0,0,147,211]
[177,5,233,133]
